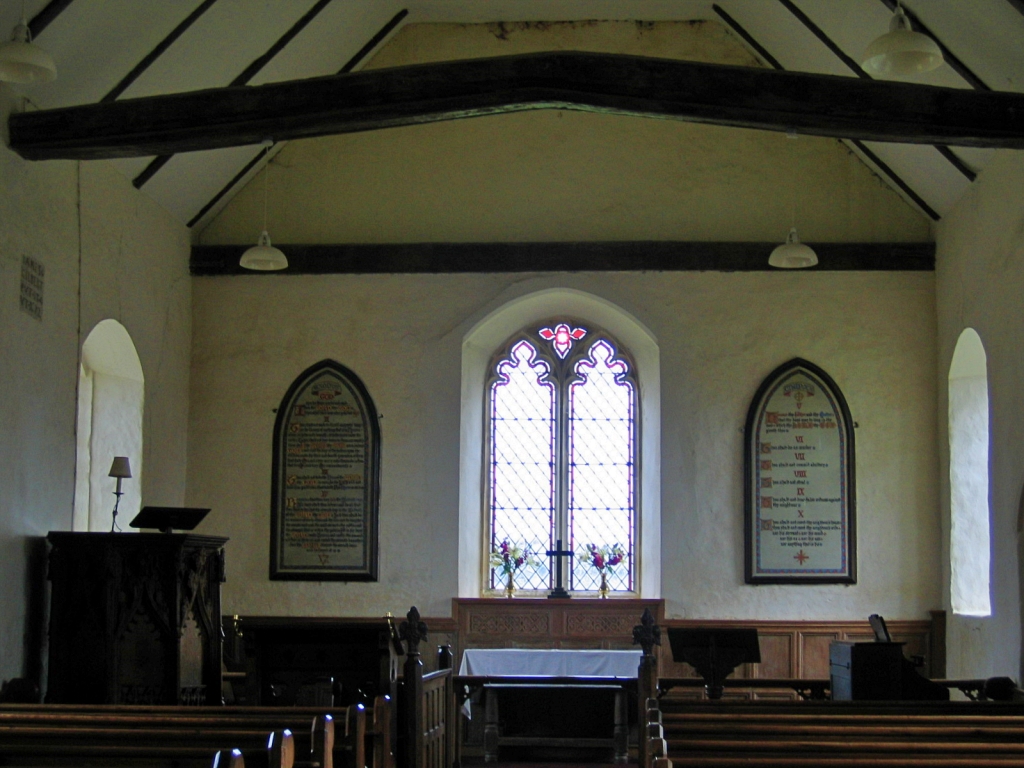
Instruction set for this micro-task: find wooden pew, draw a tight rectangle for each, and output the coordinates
[395,607,451,768]
[656,700,1024,768]
[213,748,247,768]
[0,706,363,768]
[210,730,293,768]
[0,725,296,768]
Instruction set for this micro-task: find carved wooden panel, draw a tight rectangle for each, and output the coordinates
[46,532,226,705]
[800,633,841,679]
[469,613,550,637]
[754,633,793,678]
[454,599,665,666]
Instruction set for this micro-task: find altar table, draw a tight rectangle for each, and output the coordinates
[458,648,641,763]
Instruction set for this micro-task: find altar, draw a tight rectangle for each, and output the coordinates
[459,648,642,763]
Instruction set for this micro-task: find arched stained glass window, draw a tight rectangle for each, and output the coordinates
[487,322,637,594]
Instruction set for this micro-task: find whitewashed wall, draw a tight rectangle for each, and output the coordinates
[936,150,1024,681]
[0,89,192,686]
[192,20,940,625]
[189,271,939,621]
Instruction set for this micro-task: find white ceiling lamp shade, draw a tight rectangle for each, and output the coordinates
[769,227,818,269]
[0,15,57,84]
[770,134,818,270]
[240,141,288,271]
[861,2,943,78]
[240,230,288,271]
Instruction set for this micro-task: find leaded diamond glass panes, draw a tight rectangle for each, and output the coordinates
[487,324,637,594]
[489,341,555,590]
[569,340,634,592]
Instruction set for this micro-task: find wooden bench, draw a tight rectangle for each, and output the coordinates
[656,700,1024,768]
[213,731,293,768]
[0,702,387,768]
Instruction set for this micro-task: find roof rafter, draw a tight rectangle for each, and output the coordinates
[712,4,939,221]
[133,0,337,188]
[777,0,974,183]
[9,51,1024,162]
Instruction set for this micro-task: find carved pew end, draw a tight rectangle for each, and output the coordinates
[214,749,245,768]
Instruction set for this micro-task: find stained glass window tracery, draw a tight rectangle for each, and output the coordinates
[487,323,637,594]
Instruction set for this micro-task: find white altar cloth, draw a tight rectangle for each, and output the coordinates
[459,648,642,678]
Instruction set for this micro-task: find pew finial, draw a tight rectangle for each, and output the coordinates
[399,606,428,657]
[633,607,662,656]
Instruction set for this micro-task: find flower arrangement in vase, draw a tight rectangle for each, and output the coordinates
[489,540,538,597]
[578,543,626,598]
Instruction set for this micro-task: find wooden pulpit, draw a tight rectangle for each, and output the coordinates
[46,532,227,705]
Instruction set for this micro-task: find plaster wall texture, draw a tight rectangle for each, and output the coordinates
[936,149,1024,680]
[85,374,144,532]
[948,376,990,617]
[199,21,930,247]
[0,89,192,684]
[188,270,939,621]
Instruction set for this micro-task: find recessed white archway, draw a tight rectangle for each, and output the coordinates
[948,327,990,617]
[73,319,145,532]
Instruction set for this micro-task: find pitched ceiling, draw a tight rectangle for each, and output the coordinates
[4,0,1023,233]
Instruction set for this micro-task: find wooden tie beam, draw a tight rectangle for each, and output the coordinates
[9,52,1024,161]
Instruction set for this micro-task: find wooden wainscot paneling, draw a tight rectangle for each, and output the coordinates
[662,616,941,701]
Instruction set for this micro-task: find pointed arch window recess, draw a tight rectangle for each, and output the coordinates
[487,323,637,594]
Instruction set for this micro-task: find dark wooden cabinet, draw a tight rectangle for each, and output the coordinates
[223,616,399,707]
[829,641,906,700]
[46,532,227,705]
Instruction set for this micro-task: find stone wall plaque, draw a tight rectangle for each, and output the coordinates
[271,359,380,580]
[744,358,856,584]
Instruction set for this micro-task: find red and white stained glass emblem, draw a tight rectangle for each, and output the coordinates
[538,323,587,359]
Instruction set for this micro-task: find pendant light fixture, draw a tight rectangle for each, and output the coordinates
[769,134,818,269]
[0,2,57,84]
[769,227,818,269]
[861,1,943,78]
[240,140,288,271]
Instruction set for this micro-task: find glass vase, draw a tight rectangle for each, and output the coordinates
[505,570,515,598]
[599,571,609,598]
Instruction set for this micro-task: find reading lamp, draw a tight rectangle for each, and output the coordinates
[0,1,57,83]
[109,456,132,532]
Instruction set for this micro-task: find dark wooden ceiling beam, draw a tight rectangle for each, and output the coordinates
[190,241,935,275]
[10,51,1024,161]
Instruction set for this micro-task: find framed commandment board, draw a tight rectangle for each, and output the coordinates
[271,359,380,581]
[744,358,856,585]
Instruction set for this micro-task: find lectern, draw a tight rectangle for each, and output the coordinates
[667,628,760,700]
[46,532,227,705]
